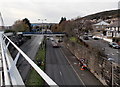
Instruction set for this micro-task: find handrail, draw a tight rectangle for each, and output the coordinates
[1,36,11,85]
[2,34,58,86]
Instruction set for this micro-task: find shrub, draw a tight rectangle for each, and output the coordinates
[112,37,120,43]
[4,29,16,33]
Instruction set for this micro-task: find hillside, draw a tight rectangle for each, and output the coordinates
[51,9,120,34]
[82,9,120,20]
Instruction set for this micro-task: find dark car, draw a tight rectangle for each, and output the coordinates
[58,38,63,42]
[83,36,89,40]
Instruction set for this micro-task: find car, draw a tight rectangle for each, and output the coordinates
[83,36,89,40]
[109,42,120,49]
[52,41,60,48]
[88,34,93,38]
[46,37,50,40]
[92,36,102,40]
[58,38,63,42]
[50,37,54,41]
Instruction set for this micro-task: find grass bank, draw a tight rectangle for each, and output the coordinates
[69,36,77,42]
[26,41,46,86]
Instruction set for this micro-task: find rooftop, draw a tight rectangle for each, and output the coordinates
[108,20,120,27]
[94,21,110,26]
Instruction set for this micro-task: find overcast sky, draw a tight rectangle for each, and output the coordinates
[0,0,119,26]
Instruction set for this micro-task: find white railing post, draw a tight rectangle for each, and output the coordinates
[6,42,10,48]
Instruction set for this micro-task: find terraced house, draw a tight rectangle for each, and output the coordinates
[106,20,120,37]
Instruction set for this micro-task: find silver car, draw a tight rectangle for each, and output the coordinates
[109,42,120,49]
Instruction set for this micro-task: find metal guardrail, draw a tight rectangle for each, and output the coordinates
[0,34,58,86]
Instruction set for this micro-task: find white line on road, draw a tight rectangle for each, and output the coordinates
[60,48,86,87]
[60,71,62,76]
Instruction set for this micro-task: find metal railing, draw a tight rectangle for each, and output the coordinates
[0,34,58,86]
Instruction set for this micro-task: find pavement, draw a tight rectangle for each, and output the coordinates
[102,37,112,42]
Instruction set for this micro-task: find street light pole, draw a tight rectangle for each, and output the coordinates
[108,58,114,87]
[112,61,114,87]
[38,19,47,49]
[38,19,47,32]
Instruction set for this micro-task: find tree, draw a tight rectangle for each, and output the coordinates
[23,18,32,31]
[83,20,93,33]
[59,17,66,24]
[12,19,30,32]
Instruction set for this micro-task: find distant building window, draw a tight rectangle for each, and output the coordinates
[102,26,104,28]
[96,26,99,28]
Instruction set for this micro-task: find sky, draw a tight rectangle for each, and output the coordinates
[0,0,119,26]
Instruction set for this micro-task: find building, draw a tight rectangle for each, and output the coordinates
[0,26,12,31]
[93,21,110,33]
[105,20,120,37]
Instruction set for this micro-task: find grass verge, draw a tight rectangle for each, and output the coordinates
[69,36,77,42]
[26,41,46,86]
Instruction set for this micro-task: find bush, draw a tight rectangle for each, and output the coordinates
[112,37,120,42]
[69,37,77,42]
[4,29,16,33]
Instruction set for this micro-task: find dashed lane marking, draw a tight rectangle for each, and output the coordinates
[60,71,62,76]
[60,48,86,87]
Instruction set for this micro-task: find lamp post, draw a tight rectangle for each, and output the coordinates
[38,19,47,32]
[38,19,47,49]
[108,58,114,87]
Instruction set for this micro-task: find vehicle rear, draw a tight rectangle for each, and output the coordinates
[52,41,60,48]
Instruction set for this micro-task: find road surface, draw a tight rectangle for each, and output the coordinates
[82,37,120,64]
[46,40,84,85]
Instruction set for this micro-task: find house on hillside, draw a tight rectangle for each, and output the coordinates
[105,20,120,37]
[0,26,5,31]
[0,26,2,29]
[92,21,110,33]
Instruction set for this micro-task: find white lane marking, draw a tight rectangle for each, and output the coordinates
[60,48,86,87]
[60,71,62,76]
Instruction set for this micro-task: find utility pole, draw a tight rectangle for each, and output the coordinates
[108,58,114,87]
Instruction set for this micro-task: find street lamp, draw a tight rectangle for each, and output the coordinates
[38,19,47,32]
[38,19,47,49]
[108,58,114,87]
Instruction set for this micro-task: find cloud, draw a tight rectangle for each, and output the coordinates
[0,0,119,25]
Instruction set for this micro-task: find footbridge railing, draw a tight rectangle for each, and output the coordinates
[0,34,58,87]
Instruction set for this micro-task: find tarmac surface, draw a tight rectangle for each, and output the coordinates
[61,44,103,86]
[46,39,103,86]
[46,40,83,86]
